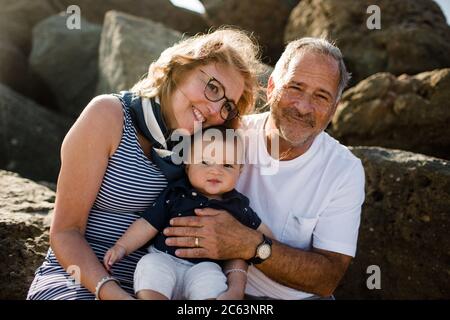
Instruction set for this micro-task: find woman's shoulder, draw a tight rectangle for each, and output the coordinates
[84,94,124,122]
[66,95,125,155]
[77,94,125,133]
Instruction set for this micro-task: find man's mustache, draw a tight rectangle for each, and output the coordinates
[282,108,316,128]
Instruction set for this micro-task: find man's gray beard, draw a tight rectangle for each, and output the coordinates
[278,125,313,147]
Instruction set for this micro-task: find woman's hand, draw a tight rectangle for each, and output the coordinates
[103,244,127,271]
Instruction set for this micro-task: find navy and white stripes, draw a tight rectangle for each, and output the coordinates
[27,97,168,300]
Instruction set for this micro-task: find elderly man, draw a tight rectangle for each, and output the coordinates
[164,38,365,299]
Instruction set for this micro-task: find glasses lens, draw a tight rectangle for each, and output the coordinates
[204,79,224,102]
[221,101,238,121]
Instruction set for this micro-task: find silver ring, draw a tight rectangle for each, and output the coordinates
[195,237,200,248]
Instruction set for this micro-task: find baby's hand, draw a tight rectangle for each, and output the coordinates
[103,244,127,271]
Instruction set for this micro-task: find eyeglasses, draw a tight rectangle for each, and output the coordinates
[199,70,239,121]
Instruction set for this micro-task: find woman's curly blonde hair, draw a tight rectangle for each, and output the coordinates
[130,28,264,127]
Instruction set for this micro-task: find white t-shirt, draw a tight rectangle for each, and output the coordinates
[236,112,365,300]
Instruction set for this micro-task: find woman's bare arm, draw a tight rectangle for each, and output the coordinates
[50,95,132,300]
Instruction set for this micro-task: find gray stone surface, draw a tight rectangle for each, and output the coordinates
[96,11,182,94]
[331,69,450,160]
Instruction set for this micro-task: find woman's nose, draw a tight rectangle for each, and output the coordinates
[205,100,222,117]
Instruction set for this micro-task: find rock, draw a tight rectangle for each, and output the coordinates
[0,0,58,54]
[0,0,60,98]
[0,84,72,182]
[331,69,450,160]
[97,11,183,94]
[335,147,450,299]
[201,0,296,64]
[285,0,450,84]
[0,170,54,299]
[55,0,209,35]
[0,42,34,97]
[29,14,102,118]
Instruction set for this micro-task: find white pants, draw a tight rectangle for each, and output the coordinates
[134,246,228,300]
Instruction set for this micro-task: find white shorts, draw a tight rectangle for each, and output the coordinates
[134,246,228,300]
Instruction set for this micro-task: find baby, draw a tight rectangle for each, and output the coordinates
[104,126,272,300]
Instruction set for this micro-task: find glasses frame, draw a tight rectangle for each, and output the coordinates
[199,69,240,122]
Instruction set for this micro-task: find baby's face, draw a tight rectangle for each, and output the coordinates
[186,139,242,198]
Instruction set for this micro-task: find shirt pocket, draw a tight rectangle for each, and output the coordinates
[280,212,318,250]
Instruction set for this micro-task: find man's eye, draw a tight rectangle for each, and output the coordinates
[224,164,234,168]
[201,161,209,165]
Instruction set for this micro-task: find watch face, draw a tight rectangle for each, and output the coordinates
[257,244,271,260]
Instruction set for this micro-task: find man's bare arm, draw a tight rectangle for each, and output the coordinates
[257,241,352,297]
[164,208,352,297]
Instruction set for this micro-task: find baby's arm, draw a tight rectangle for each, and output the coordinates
[218,259,248,300]
[103,218,158,271]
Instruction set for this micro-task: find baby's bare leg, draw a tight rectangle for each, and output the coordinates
[136,289,169,300]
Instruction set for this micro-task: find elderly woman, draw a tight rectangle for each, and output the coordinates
[27,28,263,300]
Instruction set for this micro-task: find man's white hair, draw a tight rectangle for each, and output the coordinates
[271,37,351,100]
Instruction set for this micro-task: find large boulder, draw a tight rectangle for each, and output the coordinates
[0,0,58,98]
[200,0,297,64]
[29,14,102,118]
[97,11,183,94]
[335,147,450,299]
[331,69,450,160]
[0,170,54,299]
[0,42,34,98]
[285,0,450,84]
[54,0,209,35]
[0,0,58,54]
[0,84,72,182]
[0,0,207,55]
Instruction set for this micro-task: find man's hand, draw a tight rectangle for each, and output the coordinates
[163,208,261,260]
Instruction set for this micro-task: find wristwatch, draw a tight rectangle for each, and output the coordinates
[247,234,272,265]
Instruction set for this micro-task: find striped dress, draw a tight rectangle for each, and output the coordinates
[27,97,168,300]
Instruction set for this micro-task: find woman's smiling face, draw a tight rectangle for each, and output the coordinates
[163,63,245,134]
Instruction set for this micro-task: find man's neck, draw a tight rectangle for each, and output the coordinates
[264,115,315,161]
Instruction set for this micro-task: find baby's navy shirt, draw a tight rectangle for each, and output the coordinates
[140,177,262,264]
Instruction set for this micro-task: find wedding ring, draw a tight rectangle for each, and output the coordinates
[195,237,200,248]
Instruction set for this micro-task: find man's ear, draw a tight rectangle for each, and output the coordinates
[266,75,275,102]
[331,98,340,116]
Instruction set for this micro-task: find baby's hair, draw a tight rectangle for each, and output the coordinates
[186,126,245,165]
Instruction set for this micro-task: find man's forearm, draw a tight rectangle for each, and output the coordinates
[254,239,348,297]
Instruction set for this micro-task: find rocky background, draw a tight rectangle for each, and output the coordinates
[0,0,449,299]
